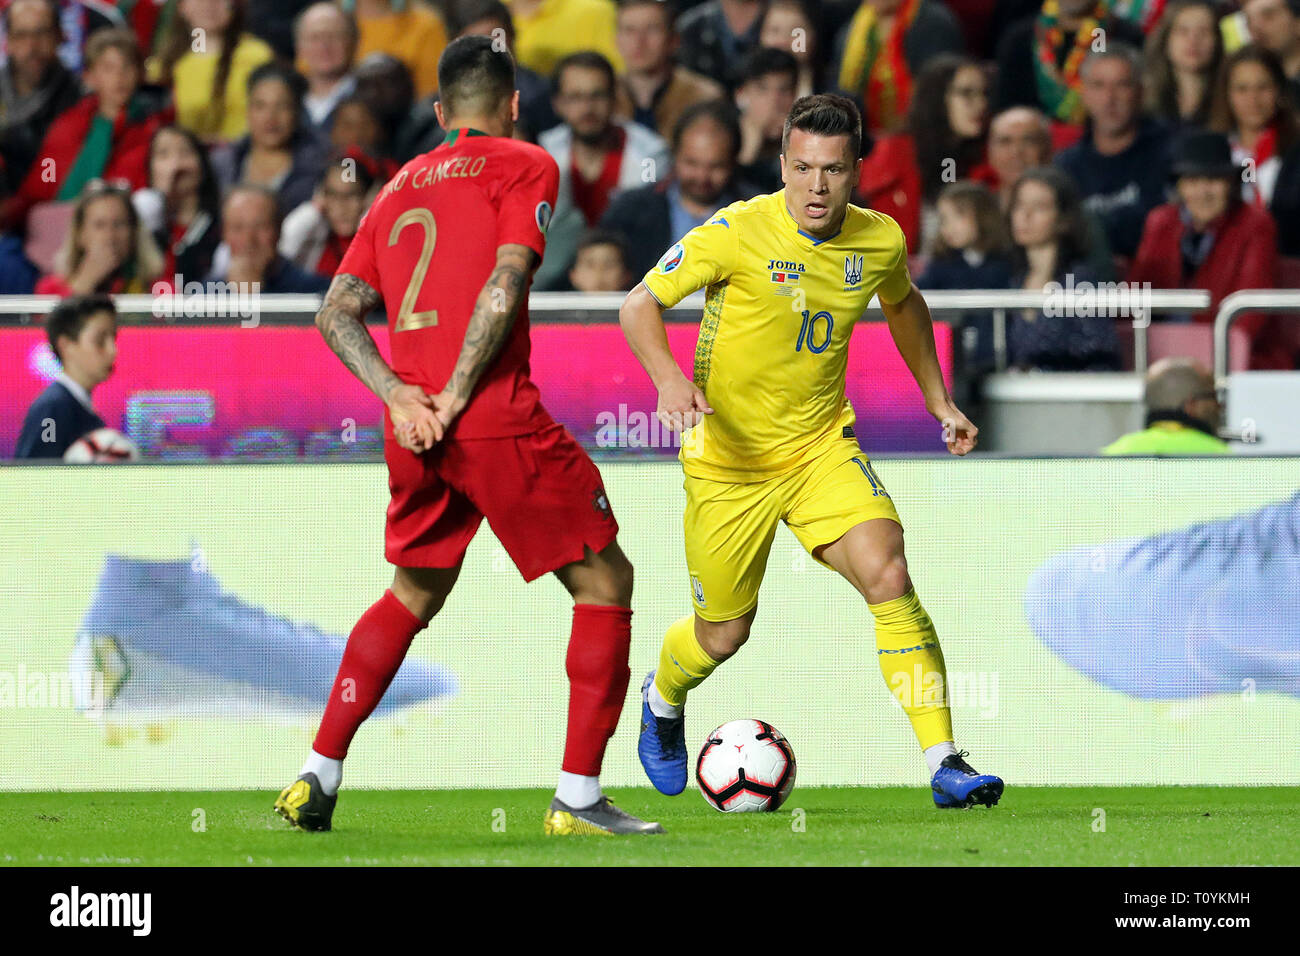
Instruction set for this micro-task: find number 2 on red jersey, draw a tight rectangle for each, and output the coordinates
[388,208,439,331]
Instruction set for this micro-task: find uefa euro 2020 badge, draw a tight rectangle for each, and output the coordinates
[657,242,685,274]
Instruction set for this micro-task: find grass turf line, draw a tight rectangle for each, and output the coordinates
[1,787,1295,866]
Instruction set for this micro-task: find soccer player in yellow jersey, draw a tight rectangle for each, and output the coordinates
[619,94,1003,808]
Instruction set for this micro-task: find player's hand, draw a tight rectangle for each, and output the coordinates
[931,402,978,456]
[430,388,468,433]
[657,375,714,432]
[388,384,441,452]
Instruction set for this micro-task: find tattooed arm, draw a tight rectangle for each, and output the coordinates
[431,243,536,428]
[315,272,441,450]
[316,273,398,399]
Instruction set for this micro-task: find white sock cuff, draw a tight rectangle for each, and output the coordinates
[924,741,958,776]
[555,771,602,808]
[647,681,683,719]
[301,749,343,796]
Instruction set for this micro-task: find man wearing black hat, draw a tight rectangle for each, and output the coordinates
[1128,129,1291,368]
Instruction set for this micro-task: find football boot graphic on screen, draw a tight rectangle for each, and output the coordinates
[68,548,457,718]
[1024,490,1300,699]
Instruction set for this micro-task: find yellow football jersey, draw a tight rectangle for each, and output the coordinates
[642,189,912,482]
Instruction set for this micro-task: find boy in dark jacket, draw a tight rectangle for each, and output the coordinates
[15,294,117,458]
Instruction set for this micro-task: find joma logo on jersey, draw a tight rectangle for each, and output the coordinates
[844,254,864,287]
[767,259,805,273]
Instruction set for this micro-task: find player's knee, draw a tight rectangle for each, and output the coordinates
[696,617,750,662]
[575,547,634,607]
[392,567,457,623]
[865,553,912,605]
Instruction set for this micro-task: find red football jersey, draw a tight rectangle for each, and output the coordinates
[337,128,560,438]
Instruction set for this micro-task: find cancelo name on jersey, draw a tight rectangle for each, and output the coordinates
[388,155,488,193]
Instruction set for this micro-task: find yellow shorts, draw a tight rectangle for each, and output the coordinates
[683,437,902,621]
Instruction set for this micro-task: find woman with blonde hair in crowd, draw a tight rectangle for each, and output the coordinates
[36,181,165,296]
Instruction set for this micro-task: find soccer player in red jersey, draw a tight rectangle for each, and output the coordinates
[274,36,662,836]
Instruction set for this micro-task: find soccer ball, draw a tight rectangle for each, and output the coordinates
[63,428,141,463]
[696,719,796,812]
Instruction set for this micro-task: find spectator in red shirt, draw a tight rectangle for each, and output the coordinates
[858,54,990,254]
[36,180,165,296]
[1209,45,1299,209]
[4,27,171,229]
[978,106,1054,206]
[280,148,388,278]
[540,51,669,226]
[1128,130,1288,368]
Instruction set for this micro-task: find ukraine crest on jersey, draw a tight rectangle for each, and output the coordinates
[642,189,912,482]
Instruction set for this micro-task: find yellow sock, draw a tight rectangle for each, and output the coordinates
[869,589,954,751]
[654,615,720,707]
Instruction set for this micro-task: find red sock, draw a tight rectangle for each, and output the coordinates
[562,604,633,776]
[313,589,426,760]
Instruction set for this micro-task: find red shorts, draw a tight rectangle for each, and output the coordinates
[384,422,619,581]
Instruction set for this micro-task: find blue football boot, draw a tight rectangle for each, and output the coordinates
[637,671,688,795]
[931,751,1004,808]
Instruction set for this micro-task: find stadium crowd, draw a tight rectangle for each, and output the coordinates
[1,0,1298,371]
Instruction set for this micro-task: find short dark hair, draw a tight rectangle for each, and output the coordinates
[552,50,616,97]
[575,227,629,265]
[738,47,799,89]
[248,61,307,102]
[617,0,678,26]
[672,99,741,159]
[46,295,116,361]
[781,93,863,159]
[438,34,516,116]
[447,0,514,42]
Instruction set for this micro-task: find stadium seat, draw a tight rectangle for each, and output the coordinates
[1116,320,1253,373]
[23,201,74,275]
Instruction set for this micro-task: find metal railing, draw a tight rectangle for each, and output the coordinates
[1212,290,1300,394]
[0,288,1214,374]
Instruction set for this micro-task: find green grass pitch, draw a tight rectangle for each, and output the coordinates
[2,786,1295,866]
